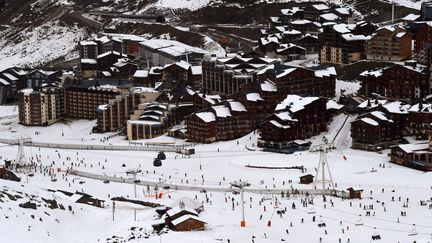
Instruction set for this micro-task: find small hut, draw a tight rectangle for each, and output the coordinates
[299,174,314,184]
[171,215,206,231]
[347,187,363,199]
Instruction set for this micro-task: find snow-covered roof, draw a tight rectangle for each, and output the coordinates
[260,36,279,46]
[360,69,383,77]
[313,4,330,11]
[0,78,10,86]
[360,118,379,126]
[283,29,301,35]
[140,39,207,56]
[196,112,216,123]
[212,105,232,118]
[276,68,296,78]
[171,215,206,226]
[228,101,247,112]
[357,99,387,109]
[164,60,191,70]
[102,33,147,42]
[97,51,121,59]
[321,13,340,21]
[382,101,410,114]
[291,19,312,25]
[409,103,432,113]
[81,59,97,64]
[342,34,370,41]
[166,206,198,218]
[370,111,392,122]
[398,143,429,153]
[275,112,297,122]
[2,72,18,81]
[260,80,277,92]
[326,100,344,110]
[191,66,202,75]
[314,67,336,77]
[333,24,351,34]
[335,7,350,15]
[98,104,108,110]
[276,95,319,113]
[269,120,291,129]
[246,93,264,102]
[133,70,149,78]
[80,40,97,46]
[395,32,407,38]
[402,13,420,21]
[102,71,112,77]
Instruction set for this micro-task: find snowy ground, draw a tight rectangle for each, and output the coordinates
[0,105,431,243]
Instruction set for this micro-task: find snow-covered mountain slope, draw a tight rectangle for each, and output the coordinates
[0,21,86,70]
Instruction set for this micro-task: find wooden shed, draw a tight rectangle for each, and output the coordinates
[299,174,314,184]
[347,187,363,199]
[171,215,206,231]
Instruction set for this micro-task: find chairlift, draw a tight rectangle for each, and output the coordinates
[158,151,166,160]
[153,158,162,167]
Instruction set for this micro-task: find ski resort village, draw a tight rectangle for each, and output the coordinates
[1,0,432,242]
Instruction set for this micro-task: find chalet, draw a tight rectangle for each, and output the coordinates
[351,111,399,151]
[299,174,314,184]
[274,65,336,98]
[26,70,62,89]
[346,188,363,199]
[278,7,304,24]
[155,82,196,121]
[304,4,331,21]
[366,25,412,61]
[359,64,428,102]
[201,55,278,96]
[165,206,198,222]
[294,34,319,54]
[192,92,222,112]
[389,143,432,171]
[288,19,321,35]
[238,79,280,126]
[414,22,432,64]
[320,23,373,65]
[185,100,253,143]
[132,70,151,87]
[170,215,206,231]
[161,61,202,89]
[276,43,306,61]
[258,95,330,149]
[407,103,432,139]
[259,36,280,57]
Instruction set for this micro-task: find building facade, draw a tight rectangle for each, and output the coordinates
[18,86,62,126]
